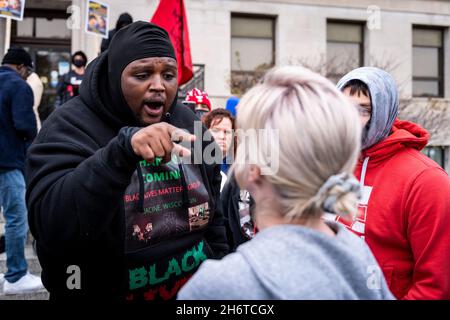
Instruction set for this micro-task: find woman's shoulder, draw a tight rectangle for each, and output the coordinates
[177,251,256,300]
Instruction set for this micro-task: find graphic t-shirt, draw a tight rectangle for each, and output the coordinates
[330,185,372,240]
[123,156,213,300]
[327,158,373,240]
[62,71,83,99]
[238,189,256,239]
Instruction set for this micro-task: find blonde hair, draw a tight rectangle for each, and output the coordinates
[233,66,361,221]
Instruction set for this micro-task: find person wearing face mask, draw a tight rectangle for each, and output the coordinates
[332,67,450,300]
[25,21,229,300]
[0,47,44,294]
[184,88,212,120]
[55,51,87,107]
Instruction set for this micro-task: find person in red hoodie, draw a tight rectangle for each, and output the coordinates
[333,67,450,299]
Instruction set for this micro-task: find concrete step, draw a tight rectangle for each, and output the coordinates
[0,209,48,299]
[0,286,49,300]
[0,276,50,300]
[0,246,49,300]
[0,246,42,275]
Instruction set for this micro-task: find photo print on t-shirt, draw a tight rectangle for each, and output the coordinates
[123,158,211,252]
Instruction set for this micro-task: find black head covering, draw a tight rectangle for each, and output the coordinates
[80,21,178,130]
[108,21,176,86]
[116,13,133,30]
[2,47,33,68]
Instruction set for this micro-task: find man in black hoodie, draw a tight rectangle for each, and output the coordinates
[25,21,229,300]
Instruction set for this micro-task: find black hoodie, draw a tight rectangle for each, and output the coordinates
[25,50,229,300]
[221,174,256,251]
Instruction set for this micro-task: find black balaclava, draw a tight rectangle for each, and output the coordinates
[108,21,175,87]
[116,13,133,30]
[107,22,184,214]
[97,21,177,128]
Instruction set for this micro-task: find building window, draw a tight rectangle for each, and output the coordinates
[327,21,364,83]
[16,17,71,39]
[11,9,71,124]
[422,146,447,170]
[412,27,444,97]
[230,14,275,94]
[12,9,71,46]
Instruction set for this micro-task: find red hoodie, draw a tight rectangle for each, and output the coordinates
[335,119,450,299]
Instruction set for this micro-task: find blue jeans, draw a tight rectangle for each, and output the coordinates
[0,169,28,283]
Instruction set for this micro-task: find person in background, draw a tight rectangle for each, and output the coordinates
[202,108,235,190]
[55,51,87,107]
[101,12,133,53]
[335,67,450,299]
[27,72,44,131]
[225,96,239,118]
[0,47,43,294]
[184,88,211,120]
[202,108,254,251]
[220,171,255,252]
[178,66,394,300]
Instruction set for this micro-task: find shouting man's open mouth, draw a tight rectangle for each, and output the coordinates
[143,98,165,118]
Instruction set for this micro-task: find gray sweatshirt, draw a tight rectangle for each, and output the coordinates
[177,221,395,300]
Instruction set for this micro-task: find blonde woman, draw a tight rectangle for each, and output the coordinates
[177,66,394,300]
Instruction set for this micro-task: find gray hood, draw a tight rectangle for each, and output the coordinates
[337,67,399,150]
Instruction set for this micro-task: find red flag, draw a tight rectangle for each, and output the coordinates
[151,0,193,85]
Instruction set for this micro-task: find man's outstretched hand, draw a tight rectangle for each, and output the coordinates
[131,123,196,163]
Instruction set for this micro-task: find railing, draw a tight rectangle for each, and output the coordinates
[178,64,205,99]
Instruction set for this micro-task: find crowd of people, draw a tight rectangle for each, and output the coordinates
[0,18,449,300]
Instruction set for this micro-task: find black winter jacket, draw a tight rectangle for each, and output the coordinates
[221,174,256,252]
[25,53,228,300]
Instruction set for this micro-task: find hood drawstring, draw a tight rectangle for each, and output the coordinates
[134,111,193,213]
[360,156,370,188]
[196,136,215,220]
[136,112,170,212]
[136,112,173,213]
[136,165,145,213]
[178,163,190,209]
[165,112,190,210]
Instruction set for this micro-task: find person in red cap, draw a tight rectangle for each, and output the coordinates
[184,88,211,119]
